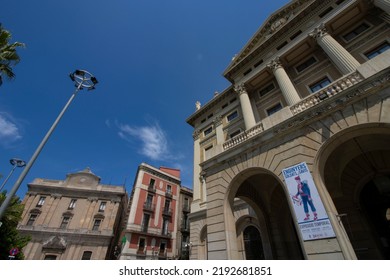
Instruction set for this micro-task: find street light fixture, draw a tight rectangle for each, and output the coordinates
[0,158,26,192]
[0,70,98,223]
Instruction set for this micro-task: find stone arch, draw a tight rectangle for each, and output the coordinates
[314,123,390,259]
[223,167,303,259]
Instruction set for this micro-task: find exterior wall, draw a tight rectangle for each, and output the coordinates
[187,0,390,260]
[17,168,127,260]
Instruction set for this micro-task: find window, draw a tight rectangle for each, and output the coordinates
[166,185,172,195]
[276,41,287,50]
[99,202,106,212]
[222,103,228,109]
[204,145,214,160]
[226,111,238,122]
[365,42,390,59]
[81,251,92,260]
[267,103,283,116]
[162,218,169,235]
[258,83,275,97]
[309,77,331,93]
[36,196,46,207]
[204,126,213,136]
[27,214,38,226]
[141,214,150,232]
[138,238,146,252]
[44,255,57,260]
[68,199,77,210]
[60,216,70,229]
[146,194,153,205]
[290,30,302,40]
[163,199,171,213]
[343,22,370,41]
[296,57,317,73]
[243,68,252,76]
[149,178,155,188]
[254,59,263,68]
[92,219,102,231]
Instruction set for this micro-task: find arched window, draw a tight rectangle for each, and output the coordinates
[81,251,92,260]
[243,226,264,260]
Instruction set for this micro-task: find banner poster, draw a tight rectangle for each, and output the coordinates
[282,162,335,241]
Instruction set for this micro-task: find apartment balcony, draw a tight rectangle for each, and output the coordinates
[147,185,156,193]
[143,202,155,212]
[222,54,390,153]
[165,190,172,198]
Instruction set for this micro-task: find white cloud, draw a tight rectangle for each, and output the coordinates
[0,113,22,144]
[117,122,169,161]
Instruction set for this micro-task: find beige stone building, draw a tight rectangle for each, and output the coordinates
[187,0,390,260]
[17,168,127,260]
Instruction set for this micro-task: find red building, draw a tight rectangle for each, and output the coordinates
[119,163,181,259]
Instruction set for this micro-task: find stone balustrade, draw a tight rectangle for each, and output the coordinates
[290,71,363,115]
[223,122,264,150]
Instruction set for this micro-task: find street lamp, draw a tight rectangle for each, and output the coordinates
[0,70,98,223]
[0,158,26,192]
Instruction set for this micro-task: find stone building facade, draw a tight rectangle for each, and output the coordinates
[17,168,127,260]
[187,0,390,260]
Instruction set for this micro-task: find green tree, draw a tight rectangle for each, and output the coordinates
[0,24,25,86]
[0,191,30,259]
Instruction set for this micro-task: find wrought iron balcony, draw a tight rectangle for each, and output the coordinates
[143,202,155,212]
[162,207,172,216]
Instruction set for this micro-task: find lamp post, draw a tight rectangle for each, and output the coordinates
[0,70,98,223]
[0,158,26,192]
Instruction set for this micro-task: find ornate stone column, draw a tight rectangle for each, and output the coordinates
[267,57,301,105]
[374,0,390,15]
[191,130,202,211]
[309,24,360,75]
[234,84,256,129]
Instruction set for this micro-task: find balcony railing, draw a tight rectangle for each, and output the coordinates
[165,190,172,198]
[290,71,363,115]
[147,185,156,193]
[143,202,155,212]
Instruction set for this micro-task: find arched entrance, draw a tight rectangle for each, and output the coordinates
[320,126,390,259]
[225,168,304,259]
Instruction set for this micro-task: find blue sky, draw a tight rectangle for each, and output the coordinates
[0,0,289,197]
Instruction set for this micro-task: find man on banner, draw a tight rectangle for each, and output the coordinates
[293,176,317,221]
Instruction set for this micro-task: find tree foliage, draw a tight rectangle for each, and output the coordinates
[0,191,30,259]
[0,24,25,86]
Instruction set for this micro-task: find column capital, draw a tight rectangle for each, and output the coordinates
[267,56,283,71]
[234,83,247,95]
[309,23,328,40]
[192,129,201,140]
